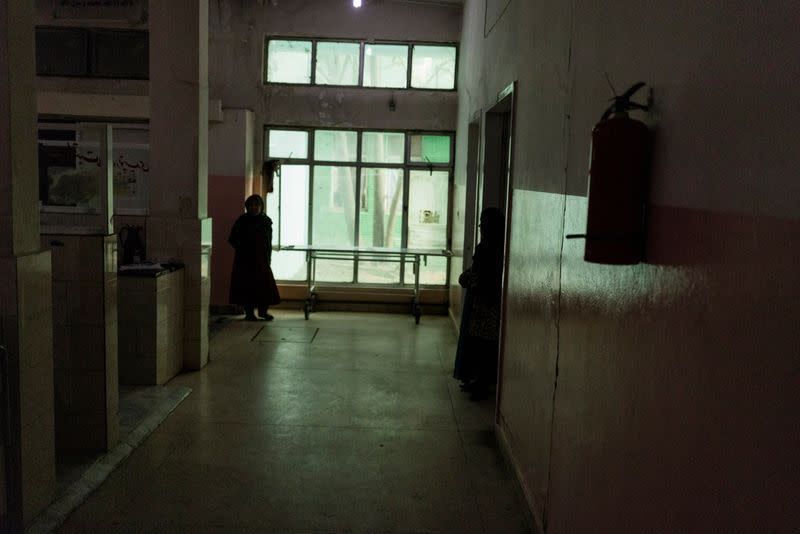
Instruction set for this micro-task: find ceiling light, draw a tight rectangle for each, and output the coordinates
[353,0,362,7]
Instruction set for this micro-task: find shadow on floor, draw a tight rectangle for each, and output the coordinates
[27,385,191,534]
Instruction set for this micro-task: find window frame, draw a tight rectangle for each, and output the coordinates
[314,39,363,87]
[264,36,458,92]
[264,125,454,287]
[362,41,410,90]
[263,37,315,85]
[409,43,459,91]
[35,26,149,80]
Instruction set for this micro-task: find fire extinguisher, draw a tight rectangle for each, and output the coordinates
[568,82,652,264]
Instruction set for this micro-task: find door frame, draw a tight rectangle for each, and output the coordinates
[481,81,517,422]
[462,112,483,271]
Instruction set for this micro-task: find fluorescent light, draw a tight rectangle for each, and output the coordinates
[353,0,362,7]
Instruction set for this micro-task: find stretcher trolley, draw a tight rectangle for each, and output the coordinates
[280,246,452,324]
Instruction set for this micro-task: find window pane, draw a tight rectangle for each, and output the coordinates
[38,144,74,206]
[91,29,148,79]
[404,170,449,285]
[358,259,401,285]
[411,45,456,90]
[36,28,88,76]
[405,255,448,286]
[315,42,360,86]
[266,164,309,280]
[315,260,354,283]
[43,124,107,211]
[409,134,451,164]
[268,130,308,159]
[271,250,306,281]
[267,40,312,84]
[312,166,357,247]
[310,166,357,281]
[359,168,404,248]
[314,130,357,162]
[112,128,150,213]
[363,44,408,88]
[361,132,405,164]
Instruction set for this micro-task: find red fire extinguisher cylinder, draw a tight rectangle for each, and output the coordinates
[584,115,651,264]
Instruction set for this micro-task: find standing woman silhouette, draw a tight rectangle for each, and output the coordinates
[228,160,281,320]
[453,207,504,400]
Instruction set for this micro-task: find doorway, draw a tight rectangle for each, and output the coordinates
[480,89,513,218]
[481,84,516,410]
[452,84,515,405]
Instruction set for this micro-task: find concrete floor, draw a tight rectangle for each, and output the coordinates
[57,311,530,533]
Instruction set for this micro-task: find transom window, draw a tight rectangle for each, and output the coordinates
[264,127,453,286]
[36,26,149,79]
[264,38,457,90]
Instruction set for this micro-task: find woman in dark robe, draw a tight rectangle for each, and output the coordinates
[228,161,281,321]
[454,207,504,400]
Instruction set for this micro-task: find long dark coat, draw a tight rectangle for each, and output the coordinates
[453,240,503,382]
[459,241,502,340]
[228,212,281,307]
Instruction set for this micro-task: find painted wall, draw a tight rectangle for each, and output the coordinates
[453,0,800,532]
[209,0,462,161]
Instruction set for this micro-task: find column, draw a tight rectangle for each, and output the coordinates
[0,0,55,527]
[148,0,211,370]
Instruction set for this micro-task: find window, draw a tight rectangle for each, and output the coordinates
[359,168,404,248]
[316,42,361,86]
[92,29,149,79]
[36,28,88,77]
[362,131,405,163]
[363,44,408,88]
[314,130,357,162]
[312,165,358,282]
[37,122,150,215]
[406,170,449,285]
[264,37,456,91]
[265,164,309,280]
[264,127,453,286]
[35,27,149,79]
[411,45,456,90]
[268,129,309,159]
[266,40,312,84]
[409,134,451,164]
[313,166,357,242]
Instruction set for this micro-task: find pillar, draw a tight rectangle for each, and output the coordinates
[148,0,211,370]
[0,0,55,527]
